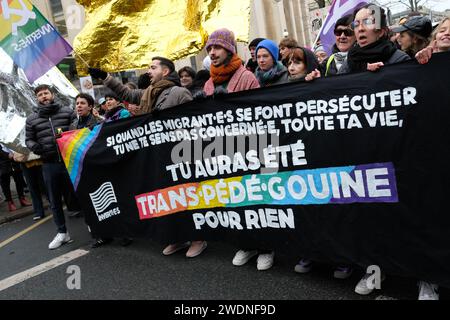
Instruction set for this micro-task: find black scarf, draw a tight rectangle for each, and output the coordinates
[347,39,397,73]
[77,114,93,129]
[38,102,61,117]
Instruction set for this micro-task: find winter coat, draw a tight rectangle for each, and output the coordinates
[256,66,289,87]
[69,113,99,130]
[104,104,131,122]
[25,103,76,162]
[338,49,410,74]
[0,149,12,174]
[103,74,193,112]
[204,65,260,95]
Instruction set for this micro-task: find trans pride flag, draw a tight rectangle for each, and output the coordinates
[0,0,73,82]
[57,125,102,190]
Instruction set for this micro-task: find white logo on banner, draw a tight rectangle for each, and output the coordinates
[1,0,37,35]
[89,182,120,221]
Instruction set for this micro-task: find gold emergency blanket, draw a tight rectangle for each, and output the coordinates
[74,0,251,74]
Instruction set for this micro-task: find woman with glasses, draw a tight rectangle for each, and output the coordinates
[338,3,410,74]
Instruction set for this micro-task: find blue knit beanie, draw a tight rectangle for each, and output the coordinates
[256,39,279,62]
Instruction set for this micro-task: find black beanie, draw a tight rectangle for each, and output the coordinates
[249,37,265,49]
[334,14,353,31]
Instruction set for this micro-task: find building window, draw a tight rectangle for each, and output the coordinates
[49,0,63,16]
[49,0,68,37]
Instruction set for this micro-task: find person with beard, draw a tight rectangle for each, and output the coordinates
[320,14,356,77]
[26,85,77,249]
[338,3,410,75]
[91,60,209,257]
[203,28,260,96]
[286,46,319,82]
[89,57,192,115]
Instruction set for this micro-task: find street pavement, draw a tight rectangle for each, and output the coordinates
[2,209,447,301]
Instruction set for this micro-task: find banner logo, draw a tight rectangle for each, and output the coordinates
[89,182,120,221]
[1,0,36,35]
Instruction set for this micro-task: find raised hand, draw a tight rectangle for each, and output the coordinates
[88,67,108,80]
[305,69,321,82]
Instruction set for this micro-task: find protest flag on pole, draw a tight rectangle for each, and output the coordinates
[313,0,368,54]
[0,0,73,83]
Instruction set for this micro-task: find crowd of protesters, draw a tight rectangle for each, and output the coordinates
[13,2,449,300]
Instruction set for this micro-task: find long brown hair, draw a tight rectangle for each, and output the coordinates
[403,31,430,57]
[287,47,305,65]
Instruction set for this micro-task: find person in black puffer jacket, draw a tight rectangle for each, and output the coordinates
[25,84,78,250]
[26,91,76,162]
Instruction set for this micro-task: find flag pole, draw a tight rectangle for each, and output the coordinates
[311,0,335,48]
[72,50,90,69]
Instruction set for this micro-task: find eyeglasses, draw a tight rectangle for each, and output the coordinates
[351,18,376,30]
[334,28,354,37]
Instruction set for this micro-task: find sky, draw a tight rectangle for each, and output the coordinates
[376,0,450,14]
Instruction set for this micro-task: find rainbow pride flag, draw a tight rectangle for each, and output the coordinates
[0,0,73,82]
[57,125,102,190]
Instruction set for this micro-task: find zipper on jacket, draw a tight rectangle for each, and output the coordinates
[49,117,62,162]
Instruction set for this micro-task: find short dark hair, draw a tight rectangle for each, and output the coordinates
[137,73,151,89]
[34,84,53,95]
[178,66,196,79]
[335,14,353,31]
[152,56,175,73]
[104,91,120,102]
[75,93,95,107]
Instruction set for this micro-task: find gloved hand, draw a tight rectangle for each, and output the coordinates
[192,90,207,101]
[213,86,228,97]
[88,67,108,80]
[31,144,44,155]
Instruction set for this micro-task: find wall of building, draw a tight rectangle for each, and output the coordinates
[32,0,85,45]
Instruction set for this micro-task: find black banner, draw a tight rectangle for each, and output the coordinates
[66,52,450,287]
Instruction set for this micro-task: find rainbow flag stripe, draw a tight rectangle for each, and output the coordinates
[135,163,399,220]
[57,125,102,190]
[0,0,72,82]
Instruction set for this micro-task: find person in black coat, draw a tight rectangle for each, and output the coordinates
[0,146,31,211]
[26,84,77,250]
[69,93,100,130]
